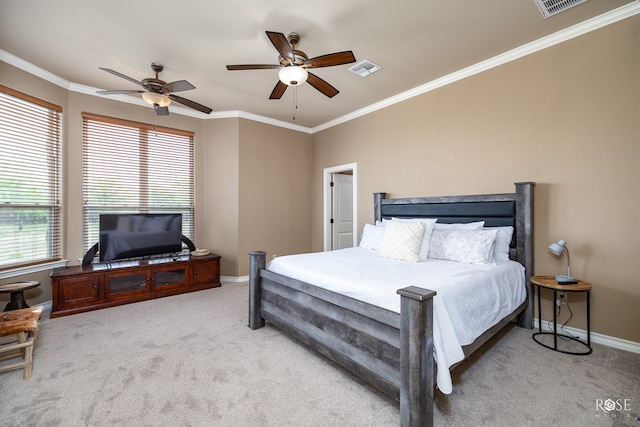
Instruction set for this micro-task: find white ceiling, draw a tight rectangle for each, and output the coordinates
[0,0,635,129]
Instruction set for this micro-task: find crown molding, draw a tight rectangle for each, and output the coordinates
[0,49,70,89]
[235,111,313,134]
[312,1,640,133]
[2,1,638,135]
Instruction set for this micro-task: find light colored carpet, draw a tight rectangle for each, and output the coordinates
[1,282,638,426]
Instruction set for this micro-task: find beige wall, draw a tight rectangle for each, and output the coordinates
[238,120,313,276]
[311,16,640,342]
[189,117,312,278]
[202,118,240,275]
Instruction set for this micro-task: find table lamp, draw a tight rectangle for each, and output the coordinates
[547,239,577,284]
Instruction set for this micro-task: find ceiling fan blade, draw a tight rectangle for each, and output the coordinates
[164,80,195,93]
[169,94,213,114]
[303,51,356,69]
[154,105,170,116]
[266,31,294,65]
[99,67,144,87]
[307,72,339,98]
[226,64,281,71]
[269,81,288,99]
[97,89,144,95]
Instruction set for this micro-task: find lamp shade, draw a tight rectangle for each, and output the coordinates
[278,65,308,86]
[547,239,566,256]
[142,92,171,107]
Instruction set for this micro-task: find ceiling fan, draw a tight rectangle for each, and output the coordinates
[97,63,213,116]
[226,31,356,99]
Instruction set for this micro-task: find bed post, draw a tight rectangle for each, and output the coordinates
[514,182,535,329]
[248,251,267,330]
[397,286,437,427]
[374,192,386,223]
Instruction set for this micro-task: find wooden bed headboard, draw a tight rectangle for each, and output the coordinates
[373,181,535,328]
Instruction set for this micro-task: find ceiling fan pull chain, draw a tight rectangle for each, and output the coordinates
[292,85,297,120]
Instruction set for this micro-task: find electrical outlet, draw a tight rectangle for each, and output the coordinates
[557,292,568,305]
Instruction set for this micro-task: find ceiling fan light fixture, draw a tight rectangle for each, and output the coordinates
[141,91,171,107]
[278,65,308,86]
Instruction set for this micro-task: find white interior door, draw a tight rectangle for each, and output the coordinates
[331,173,354,250]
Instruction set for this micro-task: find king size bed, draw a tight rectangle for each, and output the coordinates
[248,182,534,426]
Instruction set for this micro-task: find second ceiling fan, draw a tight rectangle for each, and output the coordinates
[226,31,356,99]
[98,63,213,116]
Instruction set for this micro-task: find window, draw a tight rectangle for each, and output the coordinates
[82,113,195,253]
[0,85,63,270]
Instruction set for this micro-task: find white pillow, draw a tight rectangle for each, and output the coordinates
[379,220,425,262]
[486,226,514,261]
[359,223,385,251]
[434,221,485,230]
[427,228,499,264]
[392,217,438,261]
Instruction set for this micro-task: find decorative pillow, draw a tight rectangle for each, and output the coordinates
[486,226,513,261]
[392,217,438,262]
[360,223,385,251]
[379,220,425,262]
[434,221,485,230]
[427,228,499,264]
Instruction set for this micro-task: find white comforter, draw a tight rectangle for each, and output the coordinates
[266,247,526,394]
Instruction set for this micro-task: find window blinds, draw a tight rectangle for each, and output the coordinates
[0,85,62,269]
[81,113,195,252]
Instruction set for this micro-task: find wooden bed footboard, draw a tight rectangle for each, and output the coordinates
[249,251,437,427]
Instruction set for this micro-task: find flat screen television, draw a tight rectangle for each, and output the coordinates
[99,213,183,262]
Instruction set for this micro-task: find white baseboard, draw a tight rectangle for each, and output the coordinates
[37,300,53,311]
[534,318,640,354]
[221,275,249,283]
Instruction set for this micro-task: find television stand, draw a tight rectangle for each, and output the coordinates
[50,254,220,318]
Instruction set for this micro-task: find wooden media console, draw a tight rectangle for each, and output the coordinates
[50,254,221,318]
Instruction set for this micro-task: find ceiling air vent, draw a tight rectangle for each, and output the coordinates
[348,60,382,77]
[534,0,590,18]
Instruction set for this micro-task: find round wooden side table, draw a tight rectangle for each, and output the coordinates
[0,281,40,311]
[531,275,592,355]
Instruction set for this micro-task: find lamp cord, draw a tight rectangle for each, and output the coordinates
[546,293,578,340]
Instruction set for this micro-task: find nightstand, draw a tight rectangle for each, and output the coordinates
[531,275,592,355]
